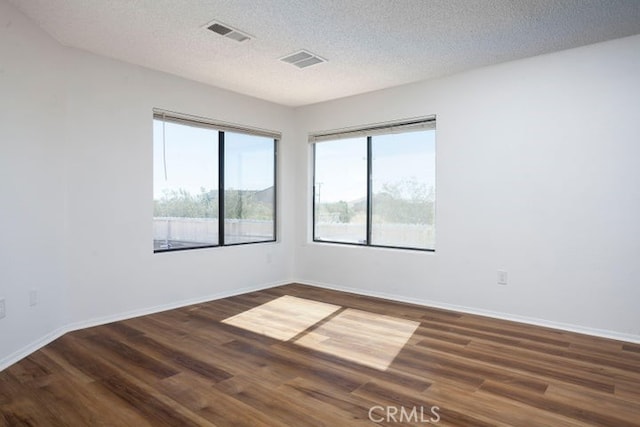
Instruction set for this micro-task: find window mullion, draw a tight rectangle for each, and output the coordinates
[218,131,225,246]
[273,140,278,242]
[366,136,373,246]
[312,144,318,241]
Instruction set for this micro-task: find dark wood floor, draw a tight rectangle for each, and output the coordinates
[1,283,639,426]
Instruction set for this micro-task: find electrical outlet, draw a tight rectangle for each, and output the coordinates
[0,299,5,319]
[498,270,508,285]
[29,289,38,307]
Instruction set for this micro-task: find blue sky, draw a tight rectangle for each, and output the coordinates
[314,130,436,203]
[153,120,434,203]
[153,120,274,199]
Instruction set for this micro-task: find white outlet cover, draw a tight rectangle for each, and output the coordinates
[498,270,508,285]
[29,290,38,306]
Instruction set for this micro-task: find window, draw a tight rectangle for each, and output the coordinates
[153,110,277,252]
[312,118,435,251]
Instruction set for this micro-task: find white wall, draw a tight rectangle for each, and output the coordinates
[63,49,295,326]
[293,34,640,340]
[0,0,70,366]
[0,0,295,368]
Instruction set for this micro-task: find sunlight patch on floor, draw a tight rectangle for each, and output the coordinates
[221,295,341,341]
[294,308,420,370]
[221,296,419,371]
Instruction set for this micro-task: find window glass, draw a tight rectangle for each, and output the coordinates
[314,137,367,244]
[224,132,276,244]
[153,120,219,250]
[371,131,435,249]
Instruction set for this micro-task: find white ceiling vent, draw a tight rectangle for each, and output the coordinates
[205,21,251,43]
[280,50,326,69]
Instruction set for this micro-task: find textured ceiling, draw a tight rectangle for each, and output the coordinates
[9,0,640,107]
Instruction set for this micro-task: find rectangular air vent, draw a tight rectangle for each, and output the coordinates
[280,50,326,69]
[205,20,251,43]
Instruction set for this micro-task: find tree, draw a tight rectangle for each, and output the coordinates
[373,178,434,225]
[224,189,273,220]
[154,187,273,220]
[154,188,217,218]
[316,200,355,223]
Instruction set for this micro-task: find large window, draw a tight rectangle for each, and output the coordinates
[153,111,277,252]
[312,118,435,251]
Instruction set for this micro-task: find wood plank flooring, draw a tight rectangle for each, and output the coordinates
[1,283,639,426]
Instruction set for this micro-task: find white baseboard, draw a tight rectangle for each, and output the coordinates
[0,279,290,372]
[64,280,288,334]
[0,327,69,373]
[295,279,640,344]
